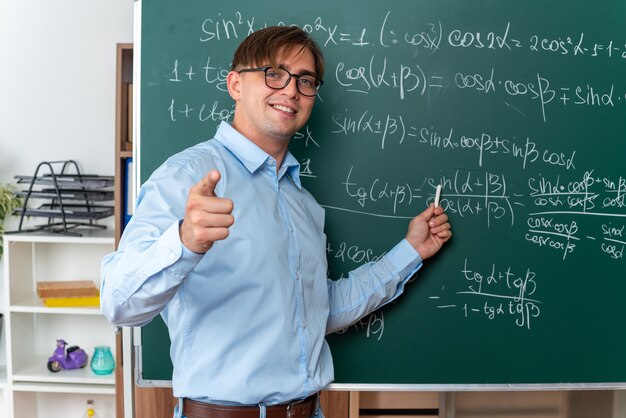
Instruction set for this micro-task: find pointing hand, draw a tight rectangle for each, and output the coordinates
[180,170,235,253]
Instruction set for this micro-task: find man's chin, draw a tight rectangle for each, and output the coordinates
[261,119,307,141]
[270,128,301,141]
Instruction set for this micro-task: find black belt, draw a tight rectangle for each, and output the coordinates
[182,393,318,418]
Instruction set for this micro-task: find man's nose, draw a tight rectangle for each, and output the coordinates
[282,76,300,97]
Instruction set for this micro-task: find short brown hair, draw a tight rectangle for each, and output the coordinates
[231,26,325,80]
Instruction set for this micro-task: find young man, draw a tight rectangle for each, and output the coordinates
[101,26,451,418]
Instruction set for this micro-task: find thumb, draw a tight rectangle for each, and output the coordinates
[196,170,221,197]
[416,203,435,222]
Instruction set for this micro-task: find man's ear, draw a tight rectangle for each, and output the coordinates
[226,71,241,101]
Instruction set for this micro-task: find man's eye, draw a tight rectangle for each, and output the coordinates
[299,77,314,88]
[266,70,282,78]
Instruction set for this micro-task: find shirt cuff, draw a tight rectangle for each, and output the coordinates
[385,238,423,276]
[158,220,204,275]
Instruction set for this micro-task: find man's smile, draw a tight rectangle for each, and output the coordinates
[270,103,297,114]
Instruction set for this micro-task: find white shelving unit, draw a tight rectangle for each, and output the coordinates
[1,263,7,416]
[2,231,116,418]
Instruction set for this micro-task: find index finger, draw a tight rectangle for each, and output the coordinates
[193,170,221,197]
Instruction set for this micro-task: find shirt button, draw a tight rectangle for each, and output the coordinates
[168,252,176,261]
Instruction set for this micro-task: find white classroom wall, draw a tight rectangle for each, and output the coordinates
[0,0,134,230]
[0,1,132,415]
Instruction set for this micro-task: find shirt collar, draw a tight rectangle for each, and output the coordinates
[214,122,302,189]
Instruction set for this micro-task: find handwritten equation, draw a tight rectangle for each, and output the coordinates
[330,110,577,171]
[198,12,626,61]
[166,55,626,124]
[527,171,626,260]
[331,166,520,227]
[431,258,541,330]
[159,10,626,125]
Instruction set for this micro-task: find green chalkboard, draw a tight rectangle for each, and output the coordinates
[137,0,626,386]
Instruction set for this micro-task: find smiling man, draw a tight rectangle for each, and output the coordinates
[101,26,451,418]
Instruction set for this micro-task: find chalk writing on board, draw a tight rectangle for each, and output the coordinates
[447,22,522,51]
[326,240,387,265]
[341,166,424,214]
[336,311,385,341]
[601,223,625,260]
[197,11,626,63]
[528,33,626,59]
[330,110,578,170]
[432,258,541,330]
[335,56,433,99]
[525,171,626,260]
[338,166,521,226]
[162,11,626,124]
[169,57,229,91]
[153,9,626,324]
[528,171,626,215]
[167,98,234,123]
[525,217,578,260]
[334,59,623,121]
[165,57,626,124]
[299,158,316,178]
[293,125,320,148]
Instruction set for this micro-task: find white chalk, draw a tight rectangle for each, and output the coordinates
[434,184,442,207]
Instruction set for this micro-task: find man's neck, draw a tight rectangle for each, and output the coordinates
[231,124,290,172]
[254,136,289,170]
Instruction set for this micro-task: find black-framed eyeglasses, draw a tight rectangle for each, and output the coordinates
[238,66,323,97]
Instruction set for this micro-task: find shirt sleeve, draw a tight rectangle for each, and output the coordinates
[100,164,204,327]
[325,239,423,334]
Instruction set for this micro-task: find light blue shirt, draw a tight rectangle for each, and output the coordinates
[101,122,422,406]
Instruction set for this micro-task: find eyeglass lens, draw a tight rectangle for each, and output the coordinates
[265,68,320,96]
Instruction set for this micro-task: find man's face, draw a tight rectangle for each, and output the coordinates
[228,46,317,149]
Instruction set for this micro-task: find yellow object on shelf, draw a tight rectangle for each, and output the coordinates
[43,295,100,307]
[83,399,98,418]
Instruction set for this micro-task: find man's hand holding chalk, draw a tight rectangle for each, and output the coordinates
[180,170,235,254]
[405,185,452,260]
